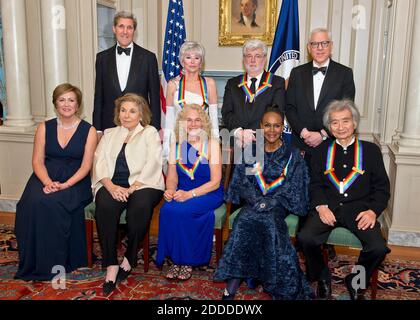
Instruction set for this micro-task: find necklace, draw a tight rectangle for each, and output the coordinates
[57,118,79,130]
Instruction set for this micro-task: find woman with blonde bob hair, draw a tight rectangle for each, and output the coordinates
[157,104,223,281]
[92,93,164,295]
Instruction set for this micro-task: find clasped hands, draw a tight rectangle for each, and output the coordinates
[43,181,71,194]
[164,189,191,203]
[317,205,377,230]
[109,184,140,202]
[235,129,256,148]
[300,128,323,148]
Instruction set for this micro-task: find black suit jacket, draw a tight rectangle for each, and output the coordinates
[221,71,286,132]
[310,139,390,217]
[286,60,355,152]
[93,43,161,131]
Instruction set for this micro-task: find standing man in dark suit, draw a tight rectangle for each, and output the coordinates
[286,28,355,165]
[297,100,390,300]
[93,11,160,133]
[222,39,285,147]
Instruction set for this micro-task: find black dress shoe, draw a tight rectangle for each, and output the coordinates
[221,289,235,300]
[116,267,131,283]
[344,274,366,300]
[102,280,116,296]
[317,279,332,299]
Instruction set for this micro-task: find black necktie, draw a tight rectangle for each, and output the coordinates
[117,46,131,56]
[250,77,257,94]
[312,66,327,76]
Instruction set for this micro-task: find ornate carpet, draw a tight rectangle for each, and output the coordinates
[1,225,419,300]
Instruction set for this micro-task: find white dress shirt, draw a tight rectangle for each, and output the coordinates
[246,71,264,90]
[313,59,330,109]
[116,42,134,92]
[336,135,355,151]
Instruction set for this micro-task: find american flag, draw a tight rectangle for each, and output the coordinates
[160,0,186,128]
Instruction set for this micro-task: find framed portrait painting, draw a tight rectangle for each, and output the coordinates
[219,0,277,46]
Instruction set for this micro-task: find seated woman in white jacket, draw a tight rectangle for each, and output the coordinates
[163,41,219,162]
[92,93,164,296]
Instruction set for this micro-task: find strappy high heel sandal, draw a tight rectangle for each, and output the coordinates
[177,265,192,281]
[165,264,180,280]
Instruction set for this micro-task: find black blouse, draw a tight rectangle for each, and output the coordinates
[111,143,130,188]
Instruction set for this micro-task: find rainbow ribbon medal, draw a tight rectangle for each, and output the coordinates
[176,141,208,180]
[253,153,292,195]
[177,75,209,109]
[324,138,364,194]
[238,72,273,103]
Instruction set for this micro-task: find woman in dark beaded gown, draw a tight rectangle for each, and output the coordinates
[214,106,314,300]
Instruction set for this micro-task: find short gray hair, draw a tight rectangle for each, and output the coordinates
[242,39,268,56]
[179,41,205,69]
[323,99,360,129]
[114,11,137,30]
[308,27,332,43]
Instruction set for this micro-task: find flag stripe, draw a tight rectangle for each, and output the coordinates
[160,0,186,128]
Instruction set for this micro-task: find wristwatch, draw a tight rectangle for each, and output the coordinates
[191,189,197,198]
[320,131,327,141]
[316,204,328,211]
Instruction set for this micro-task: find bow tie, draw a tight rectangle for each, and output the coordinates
[117,46,131,56]
[312,66,327,76]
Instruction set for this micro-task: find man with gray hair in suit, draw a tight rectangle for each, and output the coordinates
[93,11,160,133]
[222,39,286,147]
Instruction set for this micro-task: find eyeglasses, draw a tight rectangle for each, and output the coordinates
[309,41,331,49]
[244,54,265,60]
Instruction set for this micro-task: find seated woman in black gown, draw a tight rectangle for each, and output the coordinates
[92,93,164,295]
[14,83,98,281]
[214,106,314,300]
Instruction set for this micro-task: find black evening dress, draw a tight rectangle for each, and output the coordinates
[14,118,92,281]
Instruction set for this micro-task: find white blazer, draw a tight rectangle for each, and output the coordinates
[92,123,165,197]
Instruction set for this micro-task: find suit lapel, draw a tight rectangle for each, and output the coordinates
[108,45,121,93]
[316,60,337,110]
[304,63,315,110]
[234,74,251,124]
[126,44,142,91]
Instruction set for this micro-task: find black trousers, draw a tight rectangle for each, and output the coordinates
[95,187,163,268]
[297,208,390,285]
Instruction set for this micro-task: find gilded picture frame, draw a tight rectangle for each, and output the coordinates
[219,0,277,46]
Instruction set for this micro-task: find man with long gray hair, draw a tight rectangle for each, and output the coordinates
[297,99,390,300]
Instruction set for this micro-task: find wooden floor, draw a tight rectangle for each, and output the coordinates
[2,211,420,262]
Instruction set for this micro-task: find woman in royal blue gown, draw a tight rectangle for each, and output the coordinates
[214,106,314,300]
[157,104,223,281]
[14,83,97,281]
